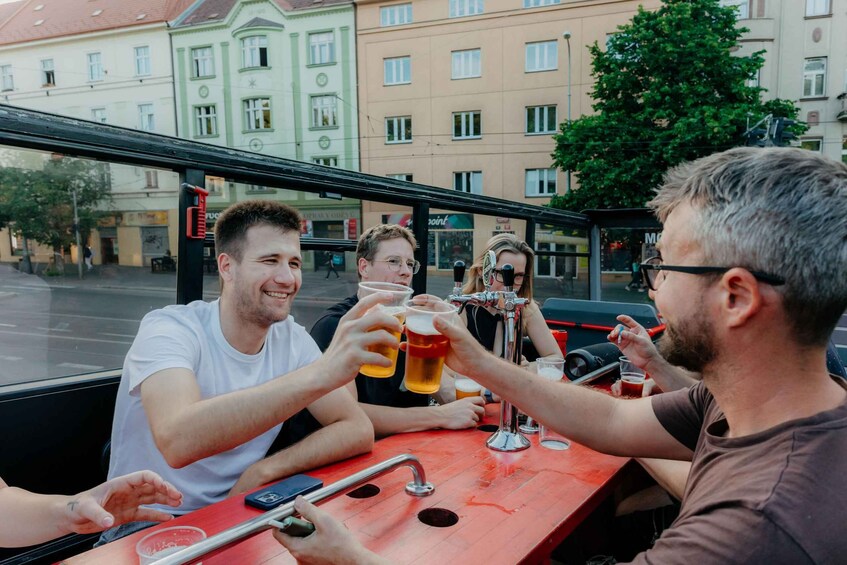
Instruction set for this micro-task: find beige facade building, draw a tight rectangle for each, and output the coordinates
[354,0,660,271]
[729,0,846,163]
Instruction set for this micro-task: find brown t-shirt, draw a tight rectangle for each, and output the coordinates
[631,380,847,564]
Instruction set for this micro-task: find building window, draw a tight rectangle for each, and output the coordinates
[138,104,154,131]
[192,47,214,77]
[525,168,557,196]
[388,173,413,182]
[134,46,151,76]
[87,52,103,81]
[145,170,159,188]
[719,0,749,19]
[40,58,54,86]
[194,105,218,136]
[453,111,481,139]
[91,107,106,123]
[450,0,484,17]
[806,0,830,16]
[384,56,411,85]
[526,41,557,72]
[452,49,481,79]
[523,0,560,7]
[453,171,482,194]
[311,95,338,127]
[244,98,271,130]
[313,156,338,167]
[309,32,335,65]
[842,137,847,164]
[385,116,413,143]
[800,139,822,152]
[380,3,412,26]
[803,57,826,97]
[0,65,13,91]
[242,36,269,68]
[526,105,557,134]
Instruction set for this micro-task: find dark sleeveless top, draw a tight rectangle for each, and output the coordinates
[466,305,504,356]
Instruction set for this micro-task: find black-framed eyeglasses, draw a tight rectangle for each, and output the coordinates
[639,256,785,292]
[493,268,526,284]
[373,257,421,274]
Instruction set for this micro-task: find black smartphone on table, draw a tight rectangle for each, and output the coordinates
[244,474,323,511]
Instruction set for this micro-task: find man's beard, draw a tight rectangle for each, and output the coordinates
[657,313,717,374]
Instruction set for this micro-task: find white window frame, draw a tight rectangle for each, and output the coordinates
[91,107,106,123]
[138,104,155,132]
[384,56,411,85]
[800,138,822,152]
[388,173,413,182]
[242,35,269,68]
[87,52,103,82]
[525,168,557,196]
[803,57,827,97]
[526,105,557,134]
[1,65,13,91]
[380,3,413,26]
[134,46,151,77]
[452,49,481,79]
[523,0,560,7]
[312,156,338,167]
[192,47,215,77]
[244,98,272,130]
[453,171,482,195]
[40,58,54,86]
[385,116,413,144]
[453,111,481,140]
[194,105,218,137]
[309,32,335,65]
[525,41,558,72]
[311,95,338,128]
[806,0,830,16]
[450,0,484,18]
[719,0,749,19]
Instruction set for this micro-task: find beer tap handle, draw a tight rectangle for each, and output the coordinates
[453,261,466,285]
[500,264,515,288]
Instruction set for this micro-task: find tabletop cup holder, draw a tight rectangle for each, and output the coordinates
[346,484,381,499]
[476,424,499,433]
[417,508,459,528]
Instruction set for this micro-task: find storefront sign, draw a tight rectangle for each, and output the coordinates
[345,218,357,239]
[382,213,474,230]
[123,211,169,227]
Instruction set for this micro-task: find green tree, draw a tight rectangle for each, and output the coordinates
[0,154,111,273]
[550,0,806,212]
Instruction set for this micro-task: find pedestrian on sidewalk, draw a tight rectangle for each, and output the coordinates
[325,251,340,279]
[84,245,94,271]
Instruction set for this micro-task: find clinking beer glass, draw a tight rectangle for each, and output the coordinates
[358,282,413,378]
[404,299,458,394]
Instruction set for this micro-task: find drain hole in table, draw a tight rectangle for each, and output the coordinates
[346,484,381,499]
[418,508,459,528]
[476,424,499,432]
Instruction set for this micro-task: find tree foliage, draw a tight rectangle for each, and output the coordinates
[550,0,806,212]
[0,154,111,256]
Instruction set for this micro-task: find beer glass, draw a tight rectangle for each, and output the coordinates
[455,376,482,400]
[358,282,413,378]
[136,526,206,564]
[404,300,458,394]
[618,356,646,398]
[536,357,570,450]
[521,356,565,434]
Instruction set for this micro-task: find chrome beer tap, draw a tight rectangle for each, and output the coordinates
[449,253,532,452]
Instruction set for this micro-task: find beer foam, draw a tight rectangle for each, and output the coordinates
[406,315,439,336]
[538,367,563,381]
[455,378,481,393]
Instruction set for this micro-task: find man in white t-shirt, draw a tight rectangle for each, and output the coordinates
[102,200,400,542]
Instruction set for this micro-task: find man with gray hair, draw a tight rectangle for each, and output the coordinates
[275,147,847,563]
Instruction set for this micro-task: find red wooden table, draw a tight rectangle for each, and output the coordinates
[64,405,631,564]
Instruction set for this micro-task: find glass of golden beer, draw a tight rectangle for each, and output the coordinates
[404,299,458,394]
[454,376,482,400]
[358,282,413,378]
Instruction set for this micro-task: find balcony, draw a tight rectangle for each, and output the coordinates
[837,92,847,122]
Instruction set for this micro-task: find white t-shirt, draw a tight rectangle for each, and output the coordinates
[108,299,322,513]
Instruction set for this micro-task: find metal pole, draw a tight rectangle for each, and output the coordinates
[72,188,83,280]
[566,35,572,192]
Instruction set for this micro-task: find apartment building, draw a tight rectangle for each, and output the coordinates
[354,0,661,271]
[727,0,846,163]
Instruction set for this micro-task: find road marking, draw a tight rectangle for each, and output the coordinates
[36,327,72,332]
[57,362,104,371]
[834,327,846,332]
[0,323,16,328]
[0,355,23,361]
[100,332,137,338]
[0,329,132,345]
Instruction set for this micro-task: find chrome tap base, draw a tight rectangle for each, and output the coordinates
[486,429,531,452]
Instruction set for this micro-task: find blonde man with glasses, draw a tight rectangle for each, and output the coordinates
[305,224,484,438]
